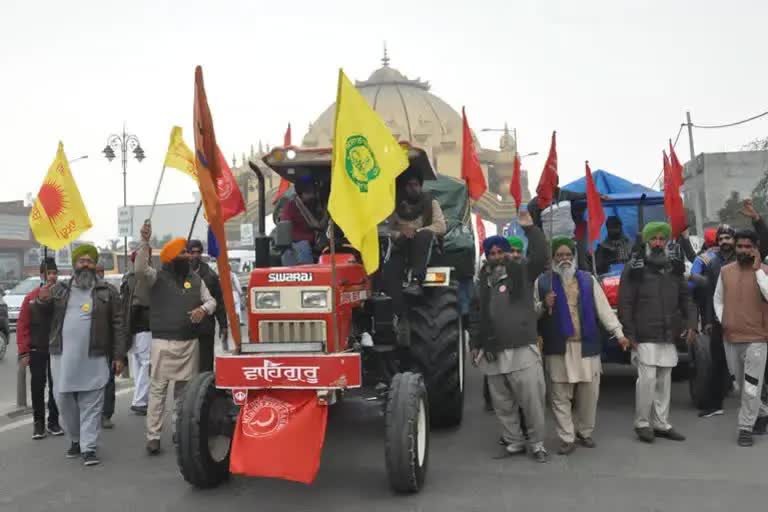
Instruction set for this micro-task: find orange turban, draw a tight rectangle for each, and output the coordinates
[160,238,187,263]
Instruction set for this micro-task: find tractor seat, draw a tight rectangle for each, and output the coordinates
[319,245,361,265]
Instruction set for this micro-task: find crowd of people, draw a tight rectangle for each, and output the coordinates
[16,223,230,466]
[471,198,768,462]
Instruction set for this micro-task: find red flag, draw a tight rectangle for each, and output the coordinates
[510,152,522,211]
[216,147,246,222]
[193,66,241,347]
[663,147,686,238]
[273,123,293,204]
[585,161,605,248]
[229,390,328,484]
[475,213,486,249]
[461,107,488,201]
[536,131,558,209]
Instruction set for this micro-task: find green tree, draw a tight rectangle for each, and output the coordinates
[718,191,752,228]
[743,137,768,151]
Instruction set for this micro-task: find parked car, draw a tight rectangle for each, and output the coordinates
[3,277,41,330]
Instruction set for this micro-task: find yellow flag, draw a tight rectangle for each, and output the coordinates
[328,69,409,274]
[164,126,197,181]
[29,142,93,250]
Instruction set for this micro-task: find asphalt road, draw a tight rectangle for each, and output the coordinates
[0,331,22,413]
[1,354,768,512]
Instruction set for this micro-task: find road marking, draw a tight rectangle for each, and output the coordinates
[0,387,133,435]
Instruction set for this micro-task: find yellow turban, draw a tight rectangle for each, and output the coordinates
[160,238,188,263]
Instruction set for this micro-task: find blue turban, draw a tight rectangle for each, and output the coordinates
[483,235,511,257]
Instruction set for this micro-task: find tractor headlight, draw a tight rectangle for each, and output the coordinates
[301,290,328,309]
[254,291,281,309]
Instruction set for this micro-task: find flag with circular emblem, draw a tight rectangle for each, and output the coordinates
[29,142,93,250]
[328,69,409,274]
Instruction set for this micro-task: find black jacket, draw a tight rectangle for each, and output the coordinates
[194,262,227,336]
[469,225,548,353]
[618,258,696,344]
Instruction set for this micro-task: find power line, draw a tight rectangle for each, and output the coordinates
[692,110,768,129]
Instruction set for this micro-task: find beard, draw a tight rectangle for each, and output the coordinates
[173,258,191,277]
[736,252,755,266]
[719,243,734,257]
[190,257,201,271]
[73,268,96,289]
[554,261,575,281]
[645,245,669,267]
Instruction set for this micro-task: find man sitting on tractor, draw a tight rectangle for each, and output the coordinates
[279,175,329,266]
[594,216,632,274]
[383,168,447,298]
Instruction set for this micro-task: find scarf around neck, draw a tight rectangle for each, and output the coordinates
[552,271,597,341]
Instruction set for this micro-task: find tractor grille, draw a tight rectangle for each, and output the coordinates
[258,320,327,343]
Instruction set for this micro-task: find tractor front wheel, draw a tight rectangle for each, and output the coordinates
[176,372,235,489]
[384,372,429,494]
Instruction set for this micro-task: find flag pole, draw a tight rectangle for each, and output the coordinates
[187,200,203,241]
[148,165,167,222]
[328,218,339,351]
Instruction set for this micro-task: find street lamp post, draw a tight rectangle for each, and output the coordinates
[103,125,145,270]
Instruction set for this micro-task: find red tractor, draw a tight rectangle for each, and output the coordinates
[175,143,469,493]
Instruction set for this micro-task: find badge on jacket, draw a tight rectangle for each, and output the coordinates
[184,281,191,289]
[498,284,507,293]
[81,303,91,313]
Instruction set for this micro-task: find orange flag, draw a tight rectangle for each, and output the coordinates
[193,66,241,348]
[585,161,605,248]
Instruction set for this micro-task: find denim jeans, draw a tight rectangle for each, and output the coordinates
[281,240,314,266]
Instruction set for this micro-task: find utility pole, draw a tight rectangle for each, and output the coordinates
[686,111,704,236]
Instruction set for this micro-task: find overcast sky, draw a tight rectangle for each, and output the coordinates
[2,0,767,243]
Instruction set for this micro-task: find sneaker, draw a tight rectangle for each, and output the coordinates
[738,429,754,447]
[753,416,768,435]
[82,451,100,466]
[47,422,64,436]
[654,428,686,441]
[576,434,596,448]
[635,427,655,443]
[66,442,81,458]
[698,408,724,418]
[532,447,550,463]
[32,422,47,440]
[130,405,148,416]
[146,439,161,455]
[505,444,526,455]
[101,417,114,429]
[557,441,576,455]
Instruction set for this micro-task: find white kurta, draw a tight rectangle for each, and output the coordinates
[534,273,624,383]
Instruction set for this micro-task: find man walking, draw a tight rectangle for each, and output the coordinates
[713,229,768,446]
[619,222,695,443]
[469,211,550,463]
[44,245,127,466]
[16,257,63,439]
[122,251,152,416]
[535,237,628,454]
[136,224,217,455]
[187,239,227,371]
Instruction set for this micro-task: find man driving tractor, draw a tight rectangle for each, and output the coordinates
[382,168,447,298]
[279,175,329,265]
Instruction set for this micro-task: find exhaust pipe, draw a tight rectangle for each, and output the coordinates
[248,160,270,268]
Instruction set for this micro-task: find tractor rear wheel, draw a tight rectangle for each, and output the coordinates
[385,372,429,493]
[409,285,464,428]
[176,372,234,489]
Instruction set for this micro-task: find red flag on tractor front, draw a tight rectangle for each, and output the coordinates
[536,131,558,209]
[510,152,522,211]
[585,161,605,247]
[273,123,293,204]
[229,390,329,484]
[663,148,686,239]
[461,107,488,201]
[193,66,241,348]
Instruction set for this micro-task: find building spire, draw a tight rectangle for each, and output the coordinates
[382,41,390,67]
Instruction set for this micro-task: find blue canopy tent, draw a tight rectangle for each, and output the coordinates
[561,170,665,246]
